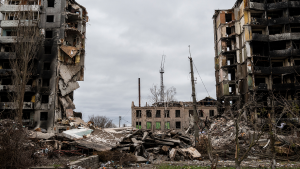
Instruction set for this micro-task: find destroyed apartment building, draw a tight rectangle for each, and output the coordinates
[213,0,300,115]
[0,0,87,133]
[131,97,218,131]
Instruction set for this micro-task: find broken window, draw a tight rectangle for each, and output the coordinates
[146,110,152,118]
[189,110,193,117]
[255,78,266,86]
[295,60,300,66]
[175,110,180,117]
[209,110,215,117]
[40,112,48,121]
[164,110,170,118]
[46,15,54,22]
[225,13,232,23]
[22,111,31,120]
[44,62,51,70]
[136,110,141,118]
[272,62,283,67]
[156,110,161,118]
[273,77,281,84]
[176,122,181,129]
[41,95,49,103]
[24,95,32,102]
[146,122,152,129]
[226,27,231,36]
[136,122,141,129]
[44,46,52,54]
[42,78,50,87]
[45,31,53,39]
[156,122,161,129]
[198,110,204,117]
[48,0,55,7]
[0,95,9,102]
[165,122,170,129]
[1,78,12,85]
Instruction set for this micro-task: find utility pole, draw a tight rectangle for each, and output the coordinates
[160,54,166,102]
[188,46,199,145]
[119,116,121,128]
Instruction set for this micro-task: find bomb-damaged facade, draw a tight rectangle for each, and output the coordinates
[131,97,218,131]
[213,0,300,115]
[0,0,87,133]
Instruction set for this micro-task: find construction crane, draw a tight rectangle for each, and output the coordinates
[160,54,166,102]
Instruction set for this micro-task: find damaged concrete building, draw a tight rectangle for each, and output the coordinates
[131,97,218,131]
[213,0,300,112]
[0,0,87,132]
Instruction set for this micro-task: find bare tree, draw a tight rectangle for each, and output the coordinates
[88,115,117,128]
[149,85,176,104]
[149,84,160,103]
[9,8,43,123]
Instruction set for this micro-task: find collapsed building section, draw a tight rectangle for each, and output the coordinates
[131,97,218,131]
[0,0,88,133]
[213,0,300,129]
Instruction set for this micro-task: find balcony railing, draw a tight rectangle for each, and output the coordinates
[0,36,17,43]
[0,102,34,109]
[0,85,34,92]
[1,20,38,28]
[0,52,16,59]
[0,5,40,12]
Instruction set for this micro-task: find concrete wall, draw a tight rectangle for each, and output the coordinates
[131,101,218,131]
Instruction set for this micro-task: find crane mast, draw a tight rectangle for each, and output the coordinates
[160,54,166,102]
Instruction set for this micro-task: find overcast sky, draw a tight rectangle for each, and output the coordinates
[74,0,237,126]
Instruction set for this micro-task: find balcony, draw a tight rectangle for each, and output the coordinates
[0,85,35,92]
[0,36,17,43]
[0,69,13,76]
[0,102,34,109]
[254,66,271,74]
[0,52,16,59]
[270,48,300,57]
[272,66,300,75]
[0,5,40,12]
[269,33,300,41]
[272,83,298,91]
[251,18,268,26]
[249,2,265,10]
[252,33,268,42]
[1,20,38,28]
[268,2,288,11]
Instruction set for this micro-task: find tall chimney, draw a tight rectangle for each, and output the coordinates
[138,78,141,107]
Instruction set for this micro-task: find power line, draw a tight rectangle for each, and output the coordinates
[193,62,210,97]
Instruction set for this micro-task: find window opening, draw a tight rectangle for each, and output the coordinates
[175,110,180,117]
[40,112,48,121]
[146,110,152,118]
[41,95,49,103]
[156,110,161,118]
[42,79,50,87]
[164,110,170,118]
[136,110,141,118]
[45,31,53,39]
[48,0,55,7]
[156,122,161,129]
[44,62,51,70]
[44,46,52,54]
[165,122,170,129]
[136,122,141,129]
[209,110,215,117]
[146,122,152,129]
[176,122,181,129]
[46,15,54,22]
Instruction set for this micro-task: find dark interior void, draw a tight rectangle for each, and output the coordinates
[1,78,12,85]
[290,8,300,17]
[45,31,53,39]
[251,12,264,19]
[269,41,287,51]
[254,57,270,67]
[146,110,152,117]
[189,110,193,117]
[0,95,9,102]
[48,0,55,7]
[176,110,180,117]
[269,26,283,35]
[226,27,231,35]
[156,110,161,118]
[0,60,11,69]
[136,110,141,118]
[46,15,54,22]
[252,42,269,56]
[176,122,181,129]
[228,69,235,81]
[252,30,263,34]
[42,78,50,87]
[272,61,283,67]
[40,112,48,121]
[22,111,31,119]
[267,10,283,19]
[296,76,300,83]
[273,77,282,84]
[290,23,300,33]
[24,94,33,102]
[26,79,33,86]
[283,74,294,84]
[198,110,203,117]
[255,77,266,86]
[225,13,232,22]
[227,56,235,65]
[295,60,300,66]
[41,95,49,103]
[3,44,12,52]
[292,40,300,49]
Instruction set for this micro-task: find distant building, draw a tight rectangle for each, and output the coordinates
[131,97,218,131]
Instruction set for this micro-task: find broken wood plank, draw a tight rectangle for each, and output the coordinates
[142,132,148,140]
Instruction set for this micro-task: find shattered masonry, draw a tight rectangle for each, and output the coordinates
[213,0,300,116]
[131,97,218,130]
[0,0,88,133]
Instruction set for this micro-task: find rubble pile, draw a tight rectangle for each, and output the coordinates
[113,129,201,162]
[208,118,251,150]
